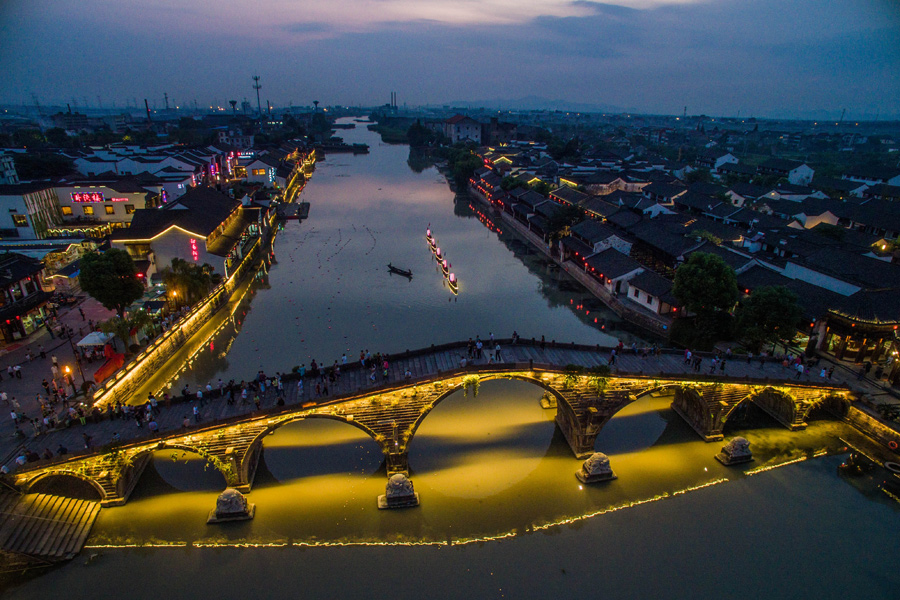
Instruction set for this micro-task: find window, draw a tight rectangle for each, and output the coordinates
[633,288,640,299]
[12,215,28,227]
[83,206,94,216]
[125,205,135,214]
[105,206,115,215]
[252,168,266,176]
[646,295,653,304]
[61,206,73,216]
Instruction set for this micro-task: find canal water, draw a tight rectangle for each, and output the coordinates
[157,116,638,395]
[5,120,900,597]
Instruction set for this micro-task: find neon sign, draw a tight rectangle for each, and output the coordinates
[109,197,128,202]
[190,238,199,261]
[72,192,104,203]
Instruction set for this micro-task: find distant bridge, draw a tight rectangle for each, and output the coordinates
[9,340,853,507]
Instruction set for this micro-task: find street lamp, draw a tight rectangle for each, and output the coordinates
[66,329,86,390]
[64,365,77,396]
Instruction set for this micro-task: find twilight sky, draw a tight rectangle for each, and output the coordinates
[0,0,898,118]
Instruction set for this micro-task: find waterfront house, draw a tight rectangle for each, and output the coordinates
[842,166,900,187]
[442,115,482,144]
[583,248,644,296]
[694,150,738,172]
[757,159,815,186]
[52,177,155,238]
[0,252,52,343]
[0,183,62,240]
[624,270,677,316]
[111,186,253,278]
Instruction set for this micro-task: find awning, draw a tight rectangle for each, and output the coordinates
[76,331,114,347]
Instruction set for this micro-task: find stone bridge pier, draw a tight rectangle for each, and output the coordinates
[10,368,853,515]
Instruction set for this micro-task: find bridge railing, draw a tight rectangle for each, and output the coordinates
[12,352,852,477]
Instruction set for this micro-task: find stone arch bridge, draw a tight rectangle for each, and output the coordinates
[12,360,852,507]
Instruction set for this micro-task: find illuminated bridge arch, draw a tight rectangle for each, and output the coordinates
[21,470,107,501]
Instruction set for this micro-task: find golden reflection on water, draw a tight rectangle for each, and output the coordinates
[88,379,857,548]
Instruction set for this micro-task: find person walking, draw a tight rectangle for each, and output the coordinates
[495,343,502,362]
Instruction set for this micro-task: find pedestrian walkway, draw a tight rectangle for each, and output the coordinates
[2,337,889,474]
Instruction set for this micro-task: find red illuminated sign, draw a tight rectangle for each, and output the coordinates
[72,192,104,203]
[190,238,199,261]
[109,197,128,202]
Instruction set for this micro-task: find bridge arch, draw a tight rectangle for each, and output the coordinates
[243,412,385,479]
[130,442,237,488]
[403,373,572,446]
[22,470,107,501]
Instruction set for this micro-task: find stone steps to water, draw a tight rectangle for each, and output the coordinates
[0,492,100,561]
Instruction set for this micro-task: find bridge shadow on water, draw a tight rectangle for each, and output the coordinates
[129,454,229,499]
[254,440,386,485]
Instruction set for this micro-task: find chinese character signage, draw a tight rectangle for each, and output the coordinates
[190,238,199,261]
[72,192,105,203]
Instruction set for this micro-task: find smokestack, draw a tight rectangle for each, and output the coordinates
[144,98,152,123]
[67,103,72,114]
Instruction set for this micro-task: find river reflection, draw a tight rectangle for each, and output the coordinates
[154,117,641,398]
[83,378,877,549]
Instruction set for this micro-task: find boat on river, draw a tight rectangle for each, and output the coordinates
[448,272,459,294]
[441,259,450,276]
[387,263,413,278]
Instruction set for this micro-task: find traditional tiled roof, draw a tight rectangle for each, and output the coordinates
[584,248,642,279]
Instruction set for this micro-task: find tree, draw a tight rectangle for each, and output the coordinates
[734,286,803,352]
[545,205,584,241]
[79,250,145,318]
[689,230,723,246]
[501,175,528,191]
[160,258,218,306]
[530,180,552,196]
[99,309,153,353]
[446,146,481,187]
[406,120,437,147]
[685,168,712,184]
[672,252,738,335]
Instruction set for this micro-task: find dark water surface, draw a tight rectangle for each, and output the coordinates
[160,117,630,395]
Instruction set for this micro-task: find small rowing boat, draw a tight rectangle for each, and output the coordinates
[388,263,413,278]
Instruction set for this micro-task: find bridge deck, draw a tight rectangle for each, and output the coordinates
[4,341,847,473]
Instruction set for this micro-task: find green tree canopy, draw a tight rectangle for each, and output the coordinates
[99,310,153,353]
[161,258,218,306]
[447,146,482,187]
[80,250,145,318]
[406,120,438,147]
[734,286,803,352]
[685,168,712,184]
[546,205,584,241]
[672,252,739,318]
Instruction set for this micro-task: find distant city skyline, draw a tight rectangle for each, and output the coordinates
[1,0,898,120]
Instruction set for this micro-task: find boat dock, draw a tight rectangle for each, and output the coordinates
[276,202,310,221]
